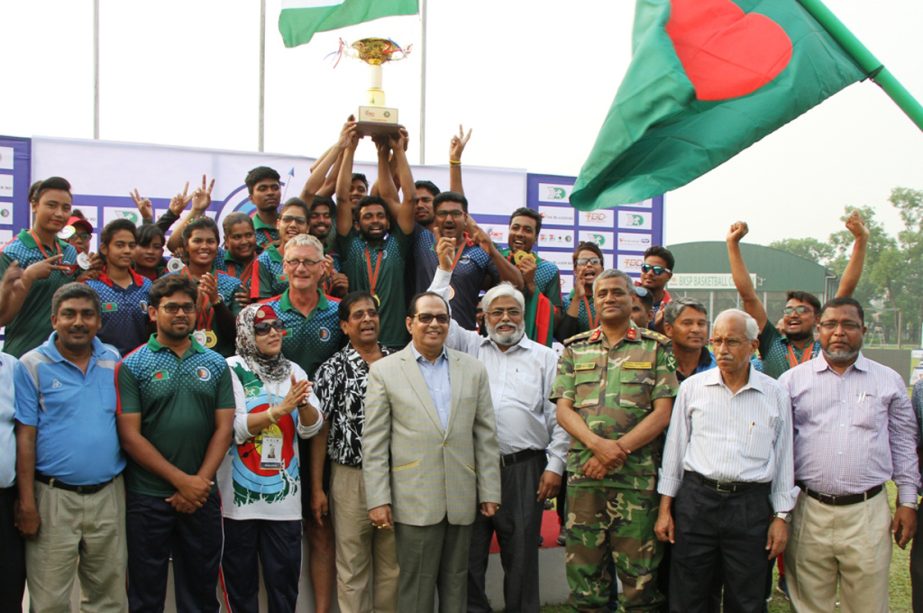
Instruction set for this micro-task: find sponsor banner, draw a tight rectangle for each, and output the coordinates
[617,253,645,273]
[618,210,652,230]
[617,232,652,252]
[478,223,508,247]
[537,228,575,249]
[538,249,574,272]
[0,147,14,170]
[670,273,757,290]
[537,182,573,203]
[577,230,614,250]
[0,201,12,226]
[560,274,574,295]
[0,174,12,199]
[577,209,615,228]
[538,205,575,226]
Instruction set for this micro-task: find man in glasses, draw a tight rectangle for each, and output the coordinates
[362,291,501,613]
[261,232,343,613]
[313,291,399,613]
[655,308,795,611]
[778,297,919,612]
[116,274,235,611]
[428,237,567,612]
[726,213,868,380]
[639,245,676,329]
[552,269,678,610]
[256,197,312,299]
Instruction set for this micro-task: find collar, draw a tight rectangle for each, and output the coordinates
[252,215,276,231]
[344,342,390,362]
[703,363,766,394]
[146,333,205,354]
[814,352,868,373]
[410,343,448,364]
[590,321,643,346]
[695,348,716,372]
[265,243,283,263]
[97,267,145,288]
[278,287,328,313]
[479,330,531,353]
[40,332,108,363]
[18,228,69,252]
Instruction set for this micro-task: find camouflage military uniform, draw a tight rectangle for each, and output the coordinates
[551,323,678,612]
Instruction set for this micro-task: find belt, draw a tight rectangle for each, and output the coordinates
[35,473,113,495]
[500,449,545,469]
[797,482,883,506]
[685,471,770,494]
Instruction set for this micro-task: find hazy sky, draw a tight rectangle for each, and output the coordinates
[1,0,920,246]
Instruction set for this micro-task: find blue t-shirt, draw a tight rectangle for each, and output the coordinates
[86,270,152,356]
[15,334,125,484]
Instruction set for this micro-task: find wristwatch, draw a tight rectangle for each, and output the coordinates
[773,512,792,523]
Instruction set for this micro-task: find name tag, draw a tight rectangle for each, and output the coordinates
[574,362,597,372]
[623,361,652,369]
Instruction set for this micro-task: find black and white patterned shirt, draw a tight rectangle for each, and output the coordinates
[314,343,391,467]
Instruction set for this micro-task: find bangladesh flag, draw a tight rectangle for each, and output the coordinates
[570,0,866,210]
[279,0,419,48]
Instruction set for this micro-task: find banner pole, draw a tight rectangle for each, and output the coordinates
[797,0,923,131]
[93,0,100,139]
[258,0,266,152]
[418,0,427,164]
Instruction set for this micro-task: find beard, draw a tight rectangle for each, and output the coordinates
[487,321,526,347]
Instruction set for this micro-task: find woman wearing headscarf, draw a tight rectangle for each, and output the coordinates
[218,303,323,612]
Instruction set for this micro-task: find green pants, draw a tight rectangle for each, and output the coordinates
[564,485,663,612]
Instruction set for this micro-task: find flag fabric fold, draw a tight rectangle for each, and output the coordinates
[570,0,866,211]
[279,0,419,48]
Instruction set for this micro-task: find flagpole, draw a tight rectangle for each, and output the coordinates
[798,0,923,131]
[258,0,267,152]
[418,0,427,164]
[93,0,100,139]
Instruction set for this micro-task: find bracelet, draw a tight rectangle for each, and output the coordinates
[267,406,278,424]
[449,159,461,166]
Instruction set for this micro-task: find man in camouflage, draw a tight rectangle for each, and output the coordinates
[552,269,678,612]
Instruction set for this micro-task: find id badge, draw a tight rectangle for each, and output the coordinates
[260,433,284,469]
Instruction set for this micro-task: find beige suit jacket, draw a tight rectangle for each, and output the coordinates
[362,344,501,526]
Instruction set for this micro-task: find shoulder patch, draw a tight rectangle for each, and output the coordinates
[563,328,597,347]
[640,328,671,345]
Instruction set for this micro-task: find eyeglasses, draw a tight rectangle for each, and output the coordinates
[575,257,602,267]
[74,232,91,241]
[710,337,745,348]
[817,320,862,332]
[486,308,522,319]
[284,258,323,269]
[415,313,450,324]
[160,303,196,314]
[349,308,379,321]
[434,210,465,219]
[783,305,813,316]
[254,320,285,336]
[640,263,671,275]
[280,215,307,225]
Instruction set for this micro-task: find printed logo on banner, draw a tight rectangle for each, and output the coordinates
[577,230,613,249]
[477,223,508,246]
[560,274,574,295]
[0,229,11,245]
[538,249,575,272]
[618,211,652,230]
[78,207,99,231]
[579,209,615,228]
[104,208,143,226]
[623,199,653,209]
[0,201,12,226]
[537,183,573,203]
[537,229,574,248]
[0,174,12,199]
[617,233,653,252]
[617,253,645,273]
[0,147,14,171]
[538,205,575,226]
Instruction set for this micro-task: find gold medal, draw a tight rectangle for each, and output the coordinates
[447,285,456,300]
[512,250,536,266]
[204,329,218,348]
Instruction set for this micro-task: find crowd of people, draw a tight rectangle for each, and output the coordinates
[0,119,920,613]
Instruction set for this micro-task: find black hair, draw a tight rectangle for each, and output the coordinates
[149,274,198,307]
[100,218,138,246]
[433,191,468,213]
[414,180,440,197]
[281,197,311,221]
[338,291,377,322]
[819,296,865,323]
[31,176,72,203]
[644,245,675,271]
[244,166,281,195]
[137,223,165,247]
[182,216,220,244]
[310,195,336,215]
[407,291,450,317]
[509,207,542,235]
[52,282,100,316]
[633,286,654,310]
[573,241,603,264]
[351,173,369,189]
[222,212,254,236]
[786,290,822,315]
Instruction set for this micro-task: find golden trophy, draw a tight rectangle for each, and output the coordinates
[344,38,409,137]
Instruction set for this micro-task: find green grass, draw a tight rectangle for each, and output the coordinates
[541,482,914,612]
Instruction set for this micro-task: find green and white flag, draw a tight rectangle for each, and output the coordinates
[279,0,419,48]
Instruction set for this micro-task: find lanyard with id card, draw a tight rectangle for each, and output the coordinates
[259,389,285,470]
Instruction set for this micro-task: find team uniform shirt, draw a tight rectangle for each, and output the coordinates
[499,247,563,308]
[253,215,280,251]
[257,244,288,299]
[15,334,125,485]
[551,324,678,491]
[0,352,19,488]
[562,290,598,334]
[86,269,152,356]
[314,343,392,467]
[116,335,235,497]
[659,366,797,512]
[0,230,80,357]
[262,288,343,377]
[758,322,820,380]
[171,267,242,357]
[336,228,411,348]
[217,356,323,521]
[412,226,499,330]
[215,247,260,300]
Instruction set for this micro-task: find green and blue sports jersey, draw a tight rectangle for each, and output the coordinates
[257,244,287,299]
[262,288,343,378]
[86,270,152,356]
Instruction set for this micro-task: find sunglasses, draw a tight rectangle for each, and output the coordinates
[415,313,450,324]
[575,257,602,267]
[783,305,813,316]
[640,263,671,275]
[254,320,285,336]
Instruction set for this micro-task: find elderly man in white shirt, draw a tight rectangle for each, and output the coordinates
[429,235,568,613]
[654,309,796,613]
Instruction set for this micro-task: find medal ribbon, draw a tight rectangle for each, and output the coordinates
[364,246,384,295]
[181,268,216,331]
[786,342,814,368]
[29,230,62,259]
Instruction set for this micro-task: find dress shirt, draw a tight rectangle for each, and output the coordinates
[659,366,797,512]
[444,316,568,475]
[911,379,923,495]
[410,344,452,429]
[0,352,18,488]
[779,354,921,505]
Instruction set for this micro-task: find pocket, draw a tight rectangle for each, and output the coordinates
[391,459,421,472]
[618,368,653,409]
[851,394,881,430]
[573,368,601,408]
[743,424,774,461]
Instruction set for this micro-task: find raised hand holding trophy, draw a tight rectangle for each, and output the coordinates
[343,38,409,137]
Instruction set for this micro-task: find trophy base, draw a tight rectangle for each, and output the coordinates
[356,121,405,137]
[356,106,402,137]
